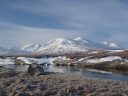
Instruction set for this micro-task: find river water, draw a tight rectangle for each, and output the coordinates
[2,64,128,81]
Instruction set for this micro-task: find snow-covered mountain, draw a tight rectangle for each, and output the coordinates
[102,42,120,49]
[8,47,30,55]
[35,37,121,55]
[0,47,7,52]
[0,47,9,54]
[0,47,30,56]
[0,44,40,55]
[35,38,90,55]
[21,44,43,52]
[74,37,115,50]
[0,37,121,55]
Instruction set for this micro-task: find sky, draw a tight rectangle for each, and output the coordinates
[0,0,128,48]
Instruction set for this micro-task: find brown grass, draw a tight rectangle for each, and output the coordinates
[113,50,128,59]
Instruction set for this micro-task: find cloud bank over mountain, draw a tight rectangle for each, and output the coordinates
[0,0,128,48]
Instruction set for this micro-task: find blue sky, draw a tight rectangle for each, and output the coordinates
[0,0,128,48]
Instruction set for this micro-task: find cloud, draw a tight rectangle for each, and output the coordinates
[0,22,84,47]
[6,1,128,31]
[7,0,128,27]
[0,0,128,48]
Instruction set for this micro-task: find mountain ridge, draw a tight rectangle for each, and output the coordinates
[34,37,121,55]
[0,37,122,55]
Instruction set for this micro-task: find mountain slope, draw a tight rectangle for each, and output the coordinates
[0,37,121,55]
[102,42,120,49]
[21,44,43,52]
[0,47,30,56]
[0,47,9,55]
[74,37,117,50]
[36,38,90,55]
[8,47,30,55]
[35,37,121,55]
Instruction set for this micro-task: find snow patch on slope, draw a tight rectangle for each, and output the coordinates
[86,69,112,74]
[0,58,15,65]
[21,44,43,52]
[17,57,56,64]
[86,56,122,63]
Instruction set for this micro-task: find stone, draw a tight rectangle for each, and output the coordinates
[0,88,6,96]
[27,64,44,76]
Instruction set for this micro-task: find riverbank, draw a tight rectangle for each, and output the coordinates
[0,67,128,96]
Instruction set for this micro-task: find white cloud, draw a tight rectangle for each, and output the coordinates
[0,0,128,48]
[8,0,128,27]
[0,22,84,47]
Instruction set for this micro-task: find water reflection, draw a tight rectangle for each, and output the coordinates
[3,64,29,72]
[2,64,128,81]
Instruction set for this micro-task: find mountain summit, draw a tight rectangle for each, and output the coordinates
[35,37,121,55]
[0,37,121,55]
[36,38,90,55]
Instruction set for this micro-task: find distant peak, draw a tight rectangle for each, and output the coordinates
[21,43,42,52]
[102,41,120,48]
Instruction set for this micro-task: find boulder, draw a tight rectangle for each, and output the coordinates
[27,64,44,75]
